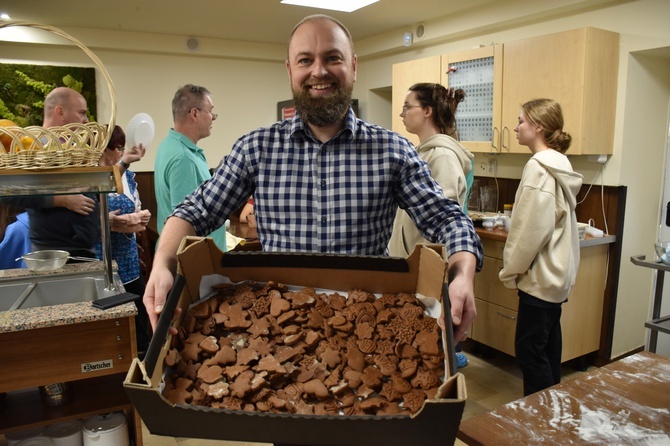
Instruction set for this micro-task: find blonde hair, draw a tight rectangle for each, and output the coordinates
[522,98,572,153]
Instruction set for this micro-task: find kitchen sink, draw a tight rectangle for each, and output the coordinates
[0,271,123,312]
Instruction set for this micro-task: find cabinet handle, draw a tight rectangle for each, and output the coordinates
[502,127,509,151]
[492,127,499,150]
[496,311,516,320]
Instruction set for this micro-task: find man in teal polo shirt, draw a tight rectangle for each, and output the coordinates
[154,84,227,251]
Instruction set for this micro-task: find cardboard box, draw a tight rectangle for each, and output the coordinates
[124,237,466,446]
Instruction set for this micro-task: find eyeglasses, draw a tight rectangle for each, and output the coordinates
[194,107,218,120]
[108,146,124,151]
[401,104,423,112]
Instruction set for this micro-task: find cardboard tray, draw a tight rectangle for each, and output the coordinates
[124,237,466,446]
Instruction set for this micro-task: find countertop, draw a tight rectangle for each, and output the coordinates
[0,261,137,334]
[458,351,670,445]
[476,226,616,247]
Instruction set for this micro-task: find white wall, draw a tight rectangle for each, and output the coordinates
[2,0,670,359]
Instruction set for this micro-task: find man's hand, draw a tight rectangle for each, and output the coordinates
[143,217,195,331]
[144,264,178,331]
[444,251,477,342]
[53,194,96,215]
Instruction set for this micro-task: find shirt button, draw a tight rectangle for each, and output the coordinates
[321,216,327,223]
[321,179,326,188]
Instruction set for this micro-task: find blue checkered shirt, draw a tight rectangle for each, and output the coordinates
[172,108,483,267]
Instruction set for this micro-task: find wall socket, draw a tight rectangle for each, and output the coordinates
[488,158,497,174]
[587,154,608,164]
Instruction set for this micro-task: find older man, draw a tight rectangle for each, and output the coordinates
[153,84,227,251]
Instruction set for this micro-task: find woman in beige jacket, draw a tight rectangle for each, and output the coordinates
[389,83,475,368]
[499,98,583,396]
[389,84,475,257]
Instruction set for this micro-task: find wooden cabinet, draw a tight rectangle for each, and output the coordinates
[473,237,608,362]
[391,48,503,153]
[392,55,441,147]
[0,316,143,444]
[442,45,504,153]
[392,27,618,155]
[500,27,619,154]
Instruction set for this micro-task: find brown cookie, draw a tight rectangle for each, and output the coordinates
[224,304,252,329]
[197,364,223,384]
[402,388,427,413]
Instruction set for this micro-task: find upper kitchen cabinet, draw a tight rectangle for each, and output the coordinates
[501,27,619,155]
[392,55,441,147]
[442,45,503,153]
[392,49,502,153]
[392,27,618,155]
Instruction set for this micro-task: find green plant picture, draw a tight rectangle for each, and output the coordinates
[0,63,97,126]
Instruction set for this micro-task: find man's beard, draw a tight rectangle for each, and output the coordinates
[293,82,353,127]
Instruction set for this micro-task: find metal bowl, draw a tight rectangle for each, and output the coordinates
[655,241,670,265]
[21,250,69,272]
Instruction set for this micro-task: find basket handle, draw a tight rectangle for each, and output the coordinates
[0,20,116,148]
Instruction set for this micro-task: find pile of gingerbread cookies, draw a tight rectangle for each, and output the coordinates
[162,280,446,416]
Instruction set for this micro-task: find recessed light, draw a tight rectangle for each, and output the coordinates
[1,13,11,20]
[280,0,379,13]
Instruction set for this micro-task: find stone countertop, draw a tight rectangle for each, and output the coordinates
[0,301,137,334]
[0,259,104,279]
[475,226,617,247]
[0,260,137,334]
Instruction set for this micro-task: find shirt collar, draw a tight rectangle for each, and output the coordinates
[289,107,357,143]
[169,128,203,153]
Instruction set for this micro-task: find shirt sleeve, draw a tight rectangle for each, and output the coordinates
[396,144,483,269]
[165,158,206,211]
[172,138,254,237]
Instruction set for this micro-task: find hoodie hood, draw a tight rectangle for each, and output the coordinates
[531,149,583,210]
[416,134,474,175]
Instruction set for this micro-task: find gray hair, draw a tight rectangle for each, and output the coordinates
[172,84,211,121]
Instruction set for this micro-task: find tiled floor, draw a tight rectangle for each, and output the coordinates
[140,341,596,445]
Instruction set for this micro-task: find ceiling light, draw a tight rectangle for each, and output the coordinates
[280,0,379,13]
[1,13,11,20]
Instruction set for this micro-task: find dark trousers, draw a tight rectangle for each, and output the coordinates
[124,276,150,355]
[515,291,563,396]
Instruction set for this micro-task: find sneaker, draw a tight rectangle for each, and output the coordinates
[456,352,468,368]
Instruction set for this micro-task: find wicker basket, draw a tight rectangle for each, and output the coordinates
[0,21,116,170]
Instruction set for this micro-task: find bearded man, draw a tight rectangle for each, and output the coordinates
[142,15,482,349]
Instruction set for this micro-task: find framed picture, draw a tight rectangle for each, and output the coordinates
[0,63,97,127]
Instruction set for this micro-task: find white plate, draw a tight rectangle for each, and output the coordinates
[126,112,155,148]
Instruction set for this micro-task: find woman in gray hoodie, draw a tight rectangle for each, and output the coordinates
[499,98,583,396]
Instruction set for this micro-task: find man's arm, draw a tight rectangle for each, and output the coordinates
[143,216,195,330]
[445,250,478,343]
[53,195,96,215]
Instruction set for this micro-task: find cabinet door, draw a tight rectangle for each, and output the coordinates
[501,27,618,154]
[442,45,503,153]
[561,244,608,361]
[475,256,519,310]
[471,299,517,356]
[392,56,441,146]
